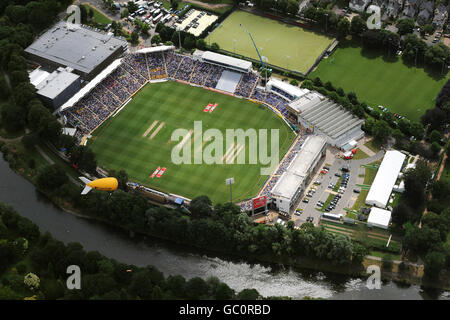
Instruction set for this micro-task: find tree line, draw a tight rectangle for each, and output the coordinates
[0,202,270,300]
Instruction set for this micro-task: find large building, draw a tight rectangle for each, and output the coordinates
[25,21,128,80]
[287,91,365,148]
[30,67,81,109]
[271,135,327,214]
[365,150,406,208]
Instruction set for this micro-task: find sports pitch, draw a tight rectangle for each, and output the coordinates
[206,10,334,74]
[89,81,295,204]
[310,42,450,122]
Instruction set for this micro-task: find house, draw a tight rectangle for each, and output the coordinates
[349,0,372,13]
[401,0,422,19]
[432,4,449,30]
[417,0,434,25]
[384,0,404,20]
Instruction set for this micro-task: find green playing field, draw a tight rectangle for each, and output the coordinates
[206,10,334,74]
[310,42,450,122]
[89,81,295,204]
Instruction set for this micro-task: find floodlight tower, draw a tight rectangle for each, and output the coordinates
[240,24,269,89]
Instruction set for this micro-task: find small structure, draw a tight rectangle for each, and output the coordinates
[365,150,406,208]
[367,207,392,229]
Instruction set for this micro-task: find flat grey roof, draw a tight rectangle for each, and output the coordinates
[271,135,327,201]
[36,69,80,99]
[25,21,127,74]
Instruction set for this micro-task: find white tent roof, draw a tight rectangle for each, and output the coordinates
[267,78,309,100]
[202,51,252,72]
[365,150,406,208]
[29,68,50,87]
[57,59,122,112]
[367,207,392,229]
[135,45,175,54]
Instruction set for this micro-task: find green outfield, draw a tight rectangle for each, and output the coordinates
[310,42,450,122]
[89,81,295,204]
[206,10,334,74]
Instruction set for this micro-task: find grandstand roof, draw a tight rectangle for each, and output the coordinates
[201,51,252,73]
[291,95,364,140]
[135,45,175,54]
[271,136,326,201]
[366,150,406,208]
[267,78,309,100]
[288,91,324,113]
[34,68,80,99]
[367,207,392,229]
[57,58,122,112]
[25,21,127,75]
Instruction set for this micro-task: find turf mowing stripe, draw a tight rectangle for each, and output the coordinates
[149,121,165,140]
[142,120,158,137]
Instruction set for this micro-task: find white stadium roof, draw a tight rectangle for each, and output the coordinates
[267,78,309,100]
[367,207,392,229]
[365,150,406,208]
[57,59,122,112]
[201,51,252,73]
[135,45,175,54]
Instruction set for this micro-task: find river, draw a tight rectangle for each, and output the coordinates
[0,155,448,300]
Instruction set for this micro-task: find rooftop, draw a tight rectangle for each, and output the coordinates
[34,68,80,99]
[201,51,252,72]
[25,21,127,74]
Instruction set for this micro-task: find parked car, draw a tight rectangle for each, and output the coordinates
[302,198,309,203]
[353,189,361,193]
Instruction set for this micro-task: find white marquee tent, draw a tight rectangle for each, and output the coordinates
[367,207,392,229]
[365,150,406,208]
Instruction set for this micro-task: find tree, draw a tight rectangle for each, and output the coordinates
[151,34,162,44]
[286,0,299,15]
[421,107,447,131]
[189,195,213,218]
[430,141,441,158]
[170,0,179,10]
[350,16,367,36]
[121,8,129,18]
[130,30,139,45]
[35,164,69,192]
[372,120,391,143]
[397,18,415,35]
[183,36,195,50]
[237,288,260,300]
[211,42,220,52]
[196,39,207,50]
[127,1,139,13]
[21,132,39,150]
[13,82,36,109]
[337,18,350,38]
[392,202,415,226]
[424,251,445,278]
[185,277,209,299]
[381,254,393,271]
[0,103,26,132]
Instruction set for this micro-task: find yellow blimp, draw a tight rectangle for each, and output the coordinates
[79,177,118,195]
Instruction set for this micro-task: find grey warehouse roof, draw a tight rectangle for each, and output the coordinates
[25,21,127,74]
[289,94,364,140]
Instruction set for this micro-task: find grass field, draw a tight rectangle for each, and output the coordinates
[310,41,450,122]
[82,4,112,26]
[89,81,295,204]
[206,10,334,74]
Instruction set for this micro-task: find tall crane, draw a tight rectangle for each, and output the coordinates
[239,24,270,88]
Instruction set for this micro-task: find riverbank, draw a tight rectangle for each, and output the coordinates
[0,138,448,292]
